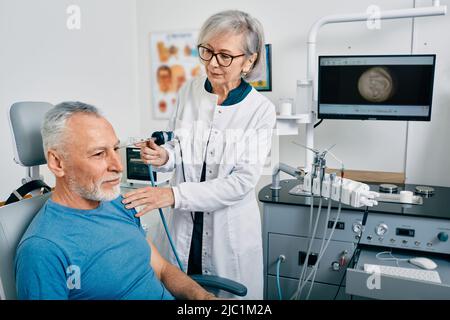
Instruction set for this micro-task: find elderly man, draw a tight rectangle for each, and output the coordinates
[14,101,215,300]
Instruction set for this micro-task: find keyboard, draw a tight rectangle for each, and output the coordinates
[364,264,442,284]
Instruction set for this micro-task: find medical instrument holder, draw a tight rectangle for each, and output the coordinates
[271,163,304,197]
[302,173,378,207]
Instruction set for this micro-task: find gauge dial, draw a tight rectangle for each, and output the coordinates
[375,223,389,236]
[352,222,362,234]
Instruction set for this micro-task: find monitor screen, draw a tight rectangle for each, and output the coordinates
[318,55,436,121]
[126,147,156,182]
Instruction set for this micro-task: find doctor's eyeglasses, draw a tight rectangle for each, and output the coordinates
[198,45,246,67]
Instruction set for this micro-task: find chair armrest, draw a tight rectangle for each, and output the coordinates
[190,274,247,297]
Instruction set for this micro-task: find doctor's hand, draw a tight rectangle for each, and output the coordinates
[122,187,175,217]
[136,139,169,167]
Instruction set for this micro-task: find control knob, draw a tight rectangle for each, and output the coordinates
[438,232,448,242]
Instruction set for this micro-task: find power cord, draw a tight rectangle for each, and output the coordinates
[375,251,410,267]
[306,196,333,300]
[293,166,324,299]
[333,206,369,300]
[314,119,324,128]
[148,164,185,272]
[276,255,285,300]
[333,244,360,300]
[292,169,344,299]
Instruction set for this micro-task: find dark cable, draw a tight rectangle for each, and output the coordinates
[314,119,324,128]
[333,206,369,300]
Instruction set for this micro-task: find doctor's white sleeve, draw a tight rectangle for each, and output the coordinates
[171,107,276,213]
[153,140,176,173]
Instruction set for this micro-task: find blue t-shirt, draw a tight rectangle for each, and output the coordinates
[15,196,174,300]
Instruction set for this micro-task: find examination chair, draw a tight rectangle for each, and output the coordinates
[5,102,53,205]
[0,101,247,299]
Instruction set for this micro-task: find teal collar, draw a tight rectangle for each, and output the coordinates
[204,78,252,106]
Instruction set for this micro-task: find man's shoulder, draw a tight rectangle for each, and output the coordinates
[19,200,55,242]
[104,196,141,224]
[19,199,64,246]
[17,199,76,260]
[106,195,136,215]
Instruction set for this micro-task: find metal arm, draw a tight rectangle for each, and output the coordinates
[303,1,447,171]
[271,163,303,191]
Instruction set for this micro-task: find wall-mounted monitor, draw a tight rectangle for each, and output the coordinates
[318,55,436,121]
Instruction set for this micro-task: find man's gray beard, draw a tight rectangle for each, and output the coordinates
[67,174,122,202]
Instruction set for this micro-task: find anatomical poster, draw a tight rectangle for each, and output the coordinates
[150,30,204,119]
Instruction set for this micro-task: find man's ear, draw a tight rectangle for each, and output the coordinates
[47,149,66,178]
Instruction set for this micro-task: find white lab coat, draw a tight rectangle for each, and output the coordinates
[153,76,276,299]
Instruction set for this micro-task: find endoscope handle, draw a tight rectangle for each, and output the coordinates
[151,131,173,146]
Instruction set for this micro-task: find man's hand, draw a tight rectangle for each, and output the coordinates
[202,292,220,300]
[147,239,218,300]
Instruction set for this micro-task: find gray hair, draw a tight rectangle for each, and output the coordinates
[41,101,101,159]
[198,10,266,81]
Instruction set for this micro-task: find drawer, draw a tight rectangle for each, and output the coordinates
[346,248,450,299]
[267,233,356,285]
[266,275,349,300]
[263,203,363,242]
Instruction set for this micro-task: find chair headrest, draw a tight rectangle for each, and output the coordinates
[8,102,53,167]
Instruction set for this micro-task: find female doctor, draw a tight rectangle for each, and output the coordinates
[123,10,276,299]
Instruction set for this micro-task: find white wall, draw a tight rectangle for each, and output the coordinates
[136,0,450,187]
[1,0,449,203]
[406,0,450,186]
[0,0,140,199]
